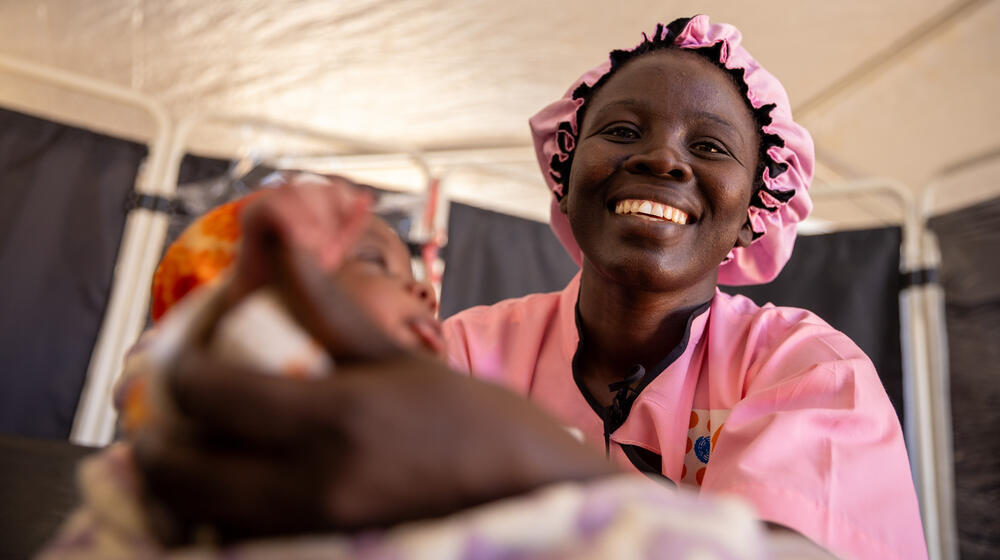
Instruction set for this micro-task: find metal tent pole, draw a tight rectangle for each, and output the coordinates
[918,148,1000,560]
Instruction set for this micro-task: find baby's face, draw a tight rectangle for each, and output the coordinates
[334,218,443,357]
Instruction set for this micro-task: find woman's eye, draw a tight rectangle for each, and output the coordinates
[601,125,640,141]
[692,141,729,156]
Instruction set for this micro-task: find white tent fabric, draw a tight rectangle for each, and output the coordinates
[1,0,998,225]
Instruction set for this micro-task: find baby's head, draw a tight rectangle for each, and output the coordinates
[333,216,442,355]
[151,181,442,356]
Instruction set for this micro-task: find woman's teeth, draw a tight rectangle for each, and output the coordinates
[613,199,689,225]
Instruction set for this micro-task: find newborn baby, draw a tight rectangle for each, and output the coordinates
[119,173,443,436]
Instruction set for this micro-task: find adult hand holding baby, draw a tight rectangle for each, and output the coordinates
[132,175,616,542]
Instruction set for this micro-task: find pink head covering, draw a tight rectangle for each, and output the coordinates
[530,15,814,286]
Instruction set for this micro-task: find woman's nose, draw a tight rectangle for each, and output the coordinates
[408,280,438,314]
[623,137,693,181]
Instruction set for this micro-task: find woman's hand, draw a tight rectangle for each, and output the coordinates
[134,349,616,539]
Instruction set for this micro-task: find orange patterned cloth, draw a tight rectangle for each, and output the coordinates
[151,192,265,321]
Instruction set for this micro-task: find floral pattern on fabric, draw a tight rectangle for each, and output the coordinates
[680,409,730,487]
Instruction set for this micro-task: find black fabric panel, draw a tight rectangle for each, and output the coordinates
[163,154,233,249]
[178,154,234,189]
[0,107,230,440]
[928,196,1000,560]
[0,434,98,559]
[726,227,905,423]
[439,203,578,319]
[0,108,147,439]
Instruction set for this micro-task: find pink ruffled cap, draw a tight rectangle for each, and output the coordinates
[530,15,815,286]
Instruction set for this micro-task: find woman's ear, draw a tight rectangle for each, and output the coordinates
[558,191,570,215]
[735,220,755,248]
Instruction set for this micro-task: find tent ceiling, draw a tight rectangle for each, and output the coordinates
[1,0,997,223]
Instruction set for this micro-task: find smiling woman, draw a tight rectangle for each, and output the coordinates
[443,15,926,560]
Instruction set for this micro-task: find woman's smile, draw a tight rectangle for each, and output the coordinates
[607,196,694,245]
[613,199,690,224]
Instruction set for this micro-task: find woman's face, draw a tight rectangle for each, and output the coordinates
[562,49,759,296]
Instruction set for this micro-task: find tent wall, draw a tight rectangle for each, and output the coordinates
[439,203,578,319]
[0,106,236,439]
[928,196,1000,560]
[0,108,146,439]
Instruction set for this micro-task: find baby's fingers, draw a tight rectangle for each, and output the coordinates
[269,243,402,361]
[225,175,371,305]
[281,175,373,271]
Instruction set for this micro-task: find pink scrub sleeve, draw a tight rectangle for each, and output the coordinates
[443,289,569,392]
[701,312,927,560]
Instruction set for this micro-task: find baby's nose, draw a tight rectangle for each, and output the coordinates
[408,280,438,314]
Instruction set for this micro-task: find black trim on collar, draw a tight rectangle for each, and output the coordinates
[570,296,712,462]
[620,444,675,487]
[628,300,711,397]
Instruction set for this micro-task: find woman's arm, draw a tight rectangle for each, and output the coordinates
[134,348,618,538]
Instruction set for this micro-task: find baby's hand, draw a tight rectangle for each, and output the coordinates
[226,174,373,305]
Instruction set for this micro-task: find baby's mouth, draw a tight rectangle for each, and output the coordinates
[407,316,446,357]
[613,199,689,224]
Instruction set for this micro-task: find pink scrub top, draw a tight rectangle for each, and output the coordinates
[443,272,927,560]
